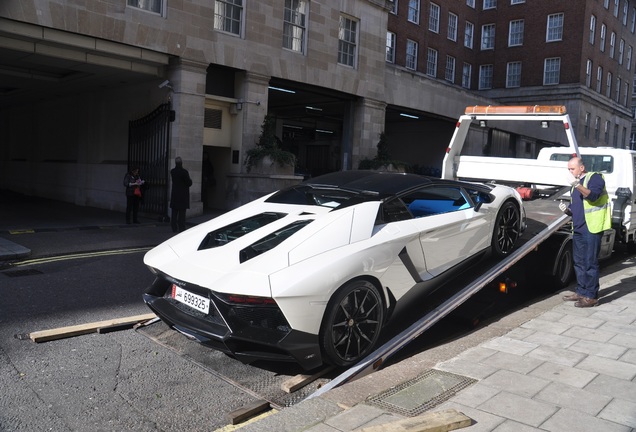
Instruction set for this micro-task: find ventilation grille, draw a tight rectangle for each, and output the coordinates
[204,108,222,129]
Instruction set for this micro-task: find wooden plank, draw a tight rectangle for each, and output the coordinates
[356,409,472,432]
[280,366,334,393]
[226,400,270,425]
[29,313,157,342]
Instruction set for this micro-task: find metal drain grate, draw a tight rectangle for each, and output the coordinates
[2,268,43,277]
[367,369,476,417]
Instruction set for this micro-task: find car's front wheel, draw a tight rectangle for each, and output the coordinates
[492,200,521,257]
[320,280,384,368]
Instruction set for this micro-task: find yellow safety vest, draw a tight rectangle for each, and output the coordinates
[578,172,611,234]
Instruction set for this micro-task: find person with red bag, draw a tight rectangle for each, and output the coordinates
[123,166,144,224]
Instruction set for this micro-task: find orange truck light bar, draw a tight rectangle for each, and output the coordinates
[465,105,567,115]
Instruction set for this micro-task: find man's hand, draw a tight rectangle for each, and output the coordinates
[566,172,579,187]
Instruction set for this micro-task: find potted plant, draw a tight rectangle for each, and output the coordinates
[358,132,409,172]
[245,115,296,174]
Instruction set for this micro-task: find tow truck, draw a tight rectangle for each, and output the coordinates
[310,105,636,396]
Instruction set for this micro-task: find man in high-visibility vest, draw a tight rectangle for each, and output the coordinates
[559,156,611,308]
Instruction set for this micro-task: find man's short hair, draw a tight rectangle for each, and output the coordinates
[175,156,182,165]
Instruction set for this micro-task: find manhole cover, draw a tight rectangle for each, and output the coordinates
[367,369,476,417]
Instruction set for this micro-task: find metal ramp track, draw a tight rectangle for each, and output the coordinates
[308,213,570,399]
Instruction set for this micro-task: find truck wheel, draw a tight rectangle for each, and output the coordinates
[320,280,384,367]
[491,201,521,257]
[551,237,574,287]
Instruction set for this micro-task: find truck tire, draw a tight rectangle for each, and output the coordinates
[491,201,521,257]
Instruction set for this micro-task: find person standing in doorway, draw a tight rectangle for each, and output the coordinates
[123,166,144,224]
[559,156,611,308]
[170,156,193,233]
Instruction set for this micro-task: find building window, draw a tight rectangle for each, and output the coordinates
[616,77,622,102]
[628,45,633,69]
[584,113,591,138]
[462,63,472,88]
[429,3,440,32]
[467,0,475,8]
[465,22,474,48]
[610,32,616,57]
[408,0,420,24]
[601,24,607,51]
[619,39,625,64]
[595,117,601,141]
[448,13,458,41]
[388,0,397,14]
[481,24,495,50]
[605,120,611,144]
[484,0,496,10]
[445,56,456,82]
[590,15,596,44]
[214,0,243,35]
[506,61,522,87]
[426,47,437,75]
[586,59,593,87]
[511,0,525,3]
[543,57,560,85]
[338,16,358,68]
[127,0,163,15]
[624,83,630,105]
[508,19,524,46]
[546,13,564,42]
[615,0,620,17]
[613,124,619,146]
[283,0,307,53]
[607,72,613,97]
[631,7,636,32]
[479,64,493,89]
[604,0,610,8]
[624,0,629,25]
[386,32,396,63]
[597,66,603,92]
[406,39,419,70]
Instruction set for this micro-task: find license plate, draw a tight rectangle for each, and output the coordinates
[172,285,210,314]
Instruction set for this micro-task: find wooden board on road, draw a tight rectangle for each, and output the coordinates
[29,313,157,342]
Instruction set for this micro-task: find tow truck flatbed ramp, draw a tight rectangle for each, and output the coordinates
[308,209,570,399]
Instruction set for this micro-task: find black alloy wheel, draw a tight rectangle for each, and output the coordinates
[492,201,521,257]
[320,280,384,367]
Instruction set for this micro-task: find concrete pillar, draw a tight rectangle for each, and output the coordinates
[236,71,271,173]
[352,98,387,169]
[166,58,208,217]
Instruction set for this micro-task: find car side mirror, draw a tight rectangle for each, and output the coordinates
[474,202,483,212]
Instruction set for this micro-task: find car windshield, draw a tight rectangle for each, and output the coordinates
[265,185,367,209]
[198,212,286,250]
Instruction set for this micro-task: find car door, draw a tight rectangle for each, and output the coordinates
[402,184,491,277]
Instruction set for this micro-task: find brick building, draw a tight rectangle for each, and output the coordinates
[0,0,633,215]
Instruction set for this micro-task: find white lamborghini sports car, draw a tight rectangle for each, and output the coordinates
[143,171,525,370]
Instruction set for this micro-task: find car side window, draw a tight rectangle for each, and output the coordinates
[402,186,469,218]
[379,198,413,223]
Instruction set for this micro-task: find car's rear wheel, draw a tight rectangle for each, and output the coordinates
[492,201,521,257]
[320,280,384,367]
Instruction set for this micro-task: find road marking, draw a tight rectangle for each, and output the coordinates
[11,247,152,267]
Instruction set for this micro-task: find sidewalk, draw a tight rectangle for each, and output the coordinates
[1,194,635,432]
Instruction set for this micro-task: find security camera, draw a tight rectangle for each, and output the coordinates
[158,80,171,89]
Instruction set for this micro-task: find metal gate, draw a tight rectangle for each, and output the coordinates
[128,102,174,219]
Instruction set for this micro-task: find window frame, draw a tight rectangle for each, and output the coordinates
[429,3,440,32]
[337,15,358,68]
[408,0,421,24]
[543,57,561,85]
[508,19,524,46]
[464,21,475,48]
[462,63,472,88]
[481,23,496,50]
[282,0,307,54]
[546,13,564,42]
[386,32,396,63]
[406,39,419,70]
[479,64,494,89]
[127,0,165,16]
[213,0,244,36]
[426,47,438,76]
[448,12,458,41]
[506,61,522,88]
[445,55,456,82]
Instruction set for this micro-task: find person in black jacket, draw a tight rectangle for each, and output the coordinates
[170,156,193,233]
